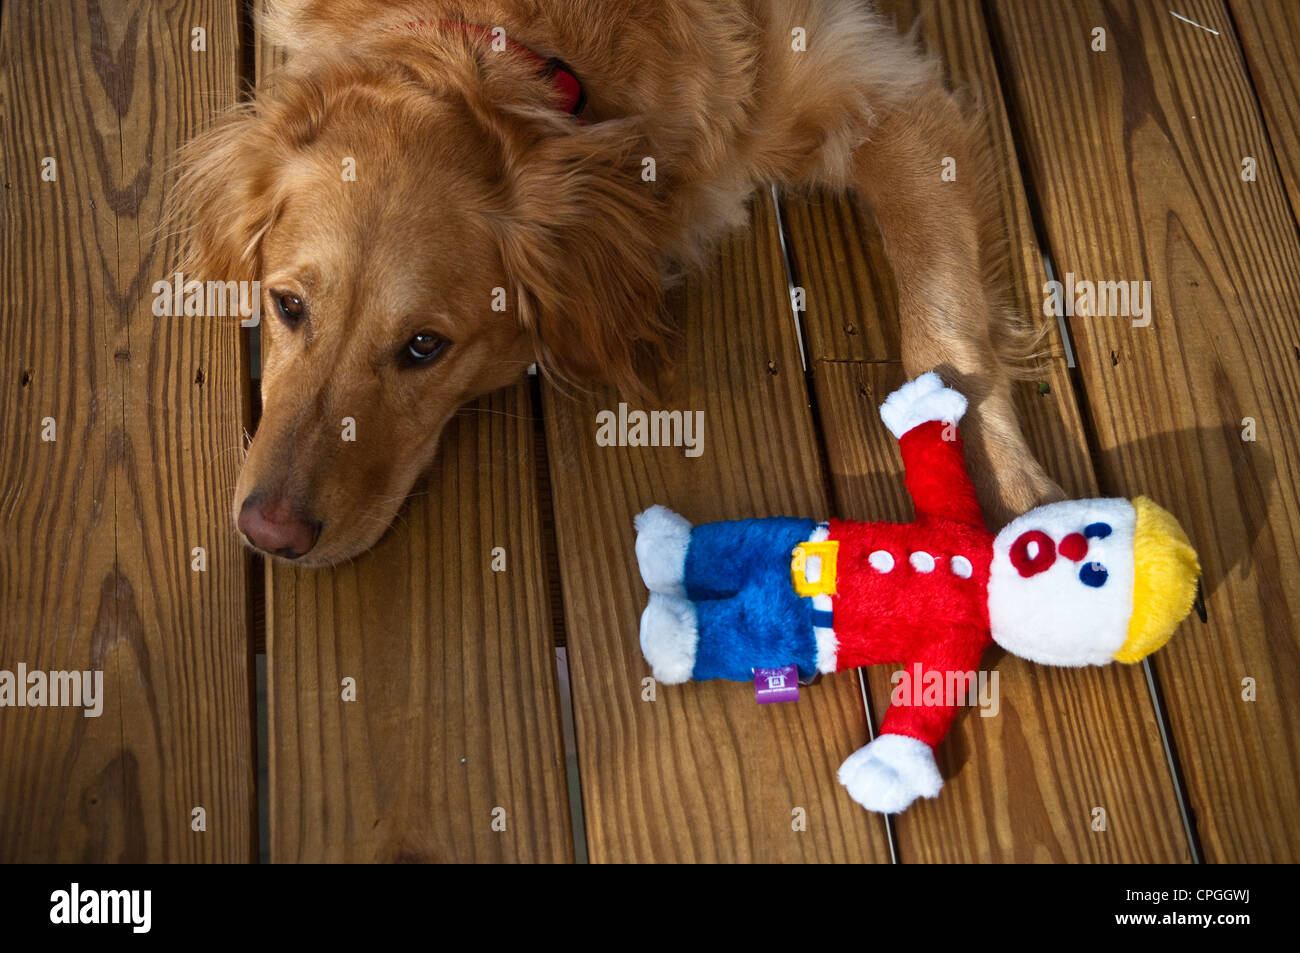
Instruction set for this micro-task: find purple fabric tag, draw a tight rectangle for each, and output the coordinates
[754,665,800,704]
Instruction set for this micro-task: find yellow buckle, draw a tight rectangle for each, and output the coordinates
[791,540,838,596]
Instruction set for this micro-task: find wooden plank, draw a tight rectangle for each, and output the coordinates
[1229,0,1300,225]
[544,197,892,863]
[267,383,574,862]
[779,189,901,363]
[0,0,255,860]
[991,0,1300,862]
[780,0,1191,860]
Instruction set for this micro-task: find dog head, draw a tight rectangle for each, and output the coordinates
[170,38,668,565]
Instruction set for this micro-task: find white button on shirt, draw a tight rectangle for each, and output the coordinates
[867,549,974,578]
[909,551,936,573]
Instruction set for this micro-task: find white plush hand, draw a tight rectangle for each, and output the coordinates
[837,734,943,813]
[878,371,967,439]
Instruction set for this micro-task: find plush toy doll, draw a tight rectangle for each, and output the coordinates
[633,372,1200,813]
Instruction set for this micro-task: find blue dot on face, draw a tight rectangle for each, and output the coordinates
[1079,562,1108,587]
[1084,522,1112,539]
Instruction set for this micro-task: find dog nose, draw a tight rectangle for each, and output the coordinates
[237,494,321,559]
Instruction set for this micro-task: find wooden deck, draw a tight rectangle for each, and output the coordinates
[2,0,1297,863]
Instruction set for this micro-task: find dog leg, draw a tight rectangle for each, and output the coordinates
[848,87,1063,527]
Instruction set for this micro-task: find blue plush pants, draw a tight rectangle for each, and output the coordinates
[684,517,820,681]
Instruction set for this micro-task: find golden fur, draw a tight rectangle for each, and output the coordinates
[171,0,1061,565]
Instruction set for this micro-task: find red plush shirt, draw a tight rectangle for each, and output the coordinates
[827,421,994,749]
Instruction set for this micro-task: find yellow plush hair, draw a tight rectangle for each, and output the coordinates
[1115,496,1200,663]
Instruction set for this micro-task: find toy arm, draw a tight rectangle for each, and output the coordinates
[836,679,951,814]
[879,373,982,527]
[837,734,942,814]
[837,637,979,813]
[875,661,964,747]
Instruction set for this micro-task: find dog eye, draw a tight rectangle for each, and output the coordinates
[272,291,306,327]
[404,332,450,364]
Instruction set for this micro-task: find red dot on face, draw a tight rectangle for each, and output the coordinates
[1059,532,1088,561]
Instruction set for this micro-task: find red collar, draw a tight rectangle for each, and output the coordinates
[402,20,586,119]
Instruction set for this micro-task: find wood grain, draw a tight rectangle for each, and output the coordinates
[1228,0,1300,225]
[780,0,1192,860]
[543,197,892,863]
[991,0,1300,862]
[779,188,901,363]
[267,384,574,863]
[0,0,255,861]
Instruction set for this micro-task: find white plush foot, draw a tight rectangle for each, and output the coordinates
[634,505,693,597]
[837,734,943,813]
[639,592,698,684]
[878,371,968,439]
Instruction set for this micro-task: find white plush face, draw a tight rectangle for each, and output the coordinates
[988,499,1137,666]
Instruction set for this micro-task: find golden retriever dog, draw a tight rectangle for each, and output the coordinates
[171,0,1061,566]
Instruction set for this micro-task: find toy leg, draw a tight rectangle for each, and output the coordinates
[640,588,821,685]
[691,586,820,681]
[639,513,821,683]
[684,515,817,600]
[634,505,693,597]
[634,507,816,600]
[640,592,700,684]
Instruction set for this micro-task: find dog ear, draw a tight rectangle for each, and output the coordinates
[492,121,671,396]
[166,106,282,282]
